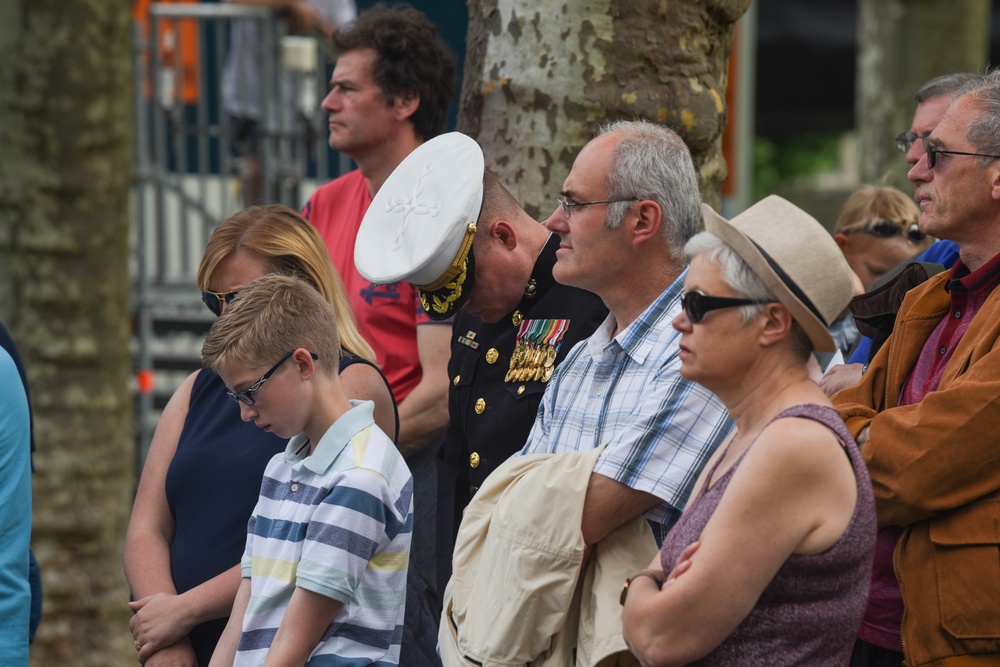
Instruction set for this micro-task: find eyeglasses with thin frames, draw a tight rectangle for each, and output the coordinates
[556,197,640,218]
[895,131,922,154]
[922,137,1000,169]
[681,290,775,324]
[226,350,319,406]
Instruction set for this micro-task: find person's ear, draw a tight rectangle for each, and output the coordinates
[833,233,849,251]
[293,348,316,380]
[629,200,662,247]
[490,219,517,250]
[990,165,1000,201]
[758,303,794,348]
[394,91,420,122]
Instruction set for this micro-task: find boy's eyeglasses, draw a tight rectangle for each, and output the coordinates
[202,289,240,316]
[842,219,926,244]
[556,197,639,218]
[227,350,318,406]
[681,290,775,324]
[922,137,1000,169]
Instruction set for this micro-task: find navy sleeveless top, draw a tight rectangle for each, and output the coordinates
[658,404,876,666]
[164,356,394,665]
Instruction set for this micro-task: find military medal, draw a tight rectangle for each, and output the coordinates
[505,318,571,384]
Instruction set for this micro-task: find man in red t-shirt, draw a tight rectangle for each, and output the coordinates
[301,3,456,622]
[302,3,455,457]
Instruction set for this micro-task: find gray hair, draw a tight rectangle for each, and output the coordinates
[956,70,1000,165]
[684,232,813,359]
[915,72,982,104]
[598,120,702,263]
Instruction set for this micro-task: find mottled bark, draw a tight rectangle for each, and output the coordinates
[0,1,135,665]
[857,0,989,189]
[459,0,749,218]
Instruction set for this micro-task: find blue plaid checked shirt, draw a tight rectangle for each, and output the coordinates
[521,269,733,528]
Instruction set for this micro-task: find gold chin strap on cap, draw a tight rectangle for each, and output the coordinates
[417,221,477,315]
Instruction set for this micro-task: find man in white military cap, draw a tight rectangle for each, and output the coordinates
[356,132,608,595]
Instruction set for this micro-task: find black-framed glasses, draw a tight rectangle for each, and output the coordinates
[226,350,318,406]
[843,219,926,244]
[922,137,1000,169]
[681,290,775,324]
[895,131,921,153]
[556,197,640,218]
[202,289,240,317]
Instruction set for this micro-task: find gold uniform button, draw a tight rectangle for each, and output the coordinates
[512,310,523,326]
[469,452,481,469]
[485,348,499,364]
[517,385,526,395]
[474,398,486,414]
[453,374,461,386]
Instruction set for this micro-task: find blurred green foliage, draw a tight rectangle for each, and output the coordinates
[754,132,845,201]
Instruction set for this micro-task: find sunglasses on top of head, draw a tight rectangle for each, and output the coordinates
[844,219,926,244]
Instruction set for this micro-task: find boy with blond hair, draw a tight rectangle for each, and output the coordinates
[203,274,412,667]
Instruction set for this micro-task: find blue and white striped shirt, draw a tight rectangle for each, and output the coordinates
[236,400,413,667]
[522,270,733,528]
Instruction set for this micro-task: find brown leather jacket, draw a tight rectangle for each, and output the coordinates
[834,271,1000,667]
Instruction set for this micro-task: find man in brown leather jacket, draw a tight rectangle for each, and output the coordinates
[834,71,1000,667]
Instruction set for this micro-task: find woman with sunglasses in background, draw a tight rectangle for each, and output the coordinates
[621,196,876,665]
[123,205,397,666]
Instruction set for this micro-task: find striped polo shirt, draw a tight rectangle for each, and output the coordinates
[235,400,413,666]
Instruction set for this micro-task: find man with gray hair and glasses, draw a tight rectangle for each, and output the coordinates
[895,72,983,165]
[522,120,733,545]
[439,120,733,665]
[820,72,981,397]
[834,70,1000,667]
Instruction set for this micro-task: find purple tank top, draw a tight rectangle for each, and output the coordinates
[659,404,876,665]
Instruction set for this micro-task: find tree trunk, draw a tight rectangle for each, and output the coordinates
[459,0,750,218]
[857,0,990,189]
[0,1,135,665]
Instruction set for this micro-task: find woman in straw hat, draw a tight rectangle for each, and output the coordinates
[621,196,877,665]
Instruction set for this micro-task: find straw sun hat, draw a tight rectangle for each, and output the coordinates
[700,195,854,352]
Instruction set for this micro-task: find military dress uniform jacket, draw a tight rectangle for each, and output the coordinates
[436,234,607,588]
[834,270,1000,667]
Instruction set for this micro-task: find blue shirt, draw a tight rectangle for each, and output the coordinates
[522,270,733,528]
[849,240,962,364]
[0,348,31,663]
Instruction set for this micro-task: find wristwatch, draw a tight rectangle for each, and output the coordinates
[619,570,664,605]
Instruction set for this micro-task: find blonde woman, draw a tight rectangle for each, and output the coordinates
[124,205,396,666]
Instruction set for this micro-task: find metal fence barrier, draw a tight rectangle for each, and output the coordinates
[131,3,349,464]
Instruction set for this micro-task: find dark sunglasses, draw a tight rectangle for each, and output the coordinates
[227,350,319,406]
[681,290,774,324]
[845,219,926,244]
[202,289,240,316]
